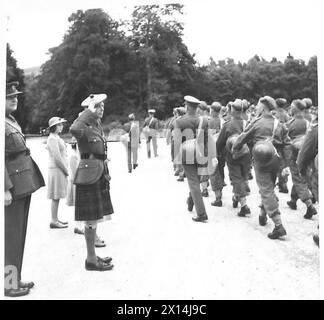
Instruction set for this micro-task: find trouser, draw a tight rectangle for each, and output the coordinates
[254,159,280,218]
[183,164,207,216]
[217,156,226,184]
[5,195,31,286]
[305,166,315,198]
[127,144,138,171]
[210,164,224,192]
[146,135,158,157]
[277,150,288,188]
[227,160,250,199]
[289,158,312,202]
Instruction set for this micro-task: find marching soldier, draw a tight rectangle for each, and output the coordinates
[233,96,291,239]
[143,109,159,158]
[4,81,45,296]
[297,121,318,245]
[173,96,212,222]
[217,99,252,216]
[286,99,317,219]
[209,102,225,206]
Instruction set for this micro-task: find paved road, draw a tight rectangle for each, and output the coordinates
[13,137,320,299]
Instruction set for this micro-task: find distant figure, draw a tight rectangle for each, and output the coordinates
[143,109,159,158]
[46,117,69,229]
[123,113,141,173]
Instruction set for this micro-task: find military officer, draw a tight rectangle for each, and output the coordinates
[286,99,317,219]
[217,99,252,216]
[173,96,212,222]
[143,109,159,158]
[233,96,291,239]
[4,81,45,297]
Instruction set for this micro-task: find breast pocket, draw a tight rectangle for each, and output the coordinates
[87,134,105,154]
[5,131,26,153]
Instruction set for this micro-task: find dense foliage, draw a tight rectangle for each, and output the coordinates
[7,6,318,133]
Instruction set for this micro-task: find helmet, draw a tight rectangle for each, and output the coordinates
[252,140,277,167]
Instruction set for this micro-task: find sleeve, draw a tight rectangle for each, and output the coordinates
[47,137,69,175]
[216,124,227,155]
[279,123,292,167]
[5,166,13,191]
[232,124,255,151]
[70,109,94,139]
[69,154,79,180]
[297,126,317,175]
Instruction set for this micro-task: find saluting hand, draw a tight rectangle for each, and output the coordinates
[88,97,97,113]
[4,190,12,206]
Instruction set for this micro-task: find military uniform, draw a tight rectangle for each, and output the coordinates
[123,120,140,172]
[5,115,45,290]
[143,115,159,158]
[173,96,209,221]
[217,114,252,214]
[233,108,291,238]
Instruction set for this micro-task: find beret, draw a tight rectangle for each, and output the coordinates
[259,96,276,111]
[292,99,306,111]
[184,95,201,104]
[81,94,107,107]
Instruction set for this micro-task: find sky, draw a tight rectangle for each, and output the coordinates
[3,0,324,69]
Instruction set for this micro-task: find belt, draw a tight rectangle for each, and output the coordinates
[81,153,105,160]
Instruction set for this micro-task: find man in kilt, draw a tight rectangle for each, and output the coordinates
[70,94,114,271]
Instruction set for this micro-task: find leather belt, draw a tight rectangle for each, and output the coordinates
[81,153,105,160]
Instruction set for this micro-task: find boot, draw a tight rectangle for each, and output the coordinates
[304,205,317,219]
[187,197,194,212]
[279,185,288,194]
[211,200,222,207]
[268,225,287,239]
[201,189,209,197]
[177,176,184,182]
[133,164,138,170]
[192,214,208,222]
[287,200,297,210]
[313,234,319,247]
[232,196,238,208]
[238,205,251,217]
[248,172,253,180]
[259,215,267,226]
[311,196,316,204]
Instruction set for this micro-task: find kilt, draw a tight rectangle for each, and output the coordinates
[75,175,114,222]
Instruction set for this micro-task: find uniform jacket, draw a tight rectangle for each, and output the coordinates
[297,123,318,175]
[286,114,309,140]
[274,109,290,123]
[233,113,291,167]
[216,115,251,164]
[70,109,108,184]
[144,117,159,130]
[5,115,45,199]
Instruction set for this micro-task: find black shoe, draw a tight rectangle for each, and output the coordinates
[192,214,208,222]
[304,205,317,219]
[232,196,238,208]
[133,164,138,170]
[19,281,34,289]
[238,205,251,217]
[287,200,297,210]
[85,259,113,271]
[248,172,253,180]
[211,200,222,207]
[4,287,30,297]
[177,176,184,182]
[201,189,209,197]
[187,197,194,212]
[259,215,267,226]
[313,234,319,247]
[279,186,289,194]
[268,225,287,239]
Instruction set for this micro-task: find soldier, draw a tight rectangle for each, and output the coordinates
[233,96,291,239]
[216,99,252,216]
[285,99,317,219]
[143,109,159,158]
[209,102,224,206]
[173,96,212,222]
[123,113,141,173]
[297,121,318,245]
[166,107,179,171]
[4,81,45,297]
[274,98,290,193]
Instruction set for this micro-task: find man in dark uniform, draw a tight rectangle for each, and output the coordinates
[233,96,291,239]
[173,96,211,222]
[286,99,317,219]
[209,102,224,206]
[4,82,45,297]
[143,109,159,158]
[217,99,252,216]
[274,98,290,193]
[297,121,318,245]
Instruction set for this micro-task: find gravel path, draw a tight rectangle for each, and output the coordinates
[13,137,319,299]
